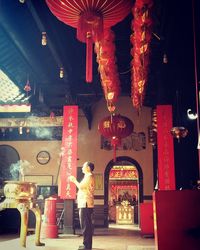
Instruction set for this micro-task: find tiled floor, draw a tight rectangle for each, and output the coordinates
[0,225,155,250]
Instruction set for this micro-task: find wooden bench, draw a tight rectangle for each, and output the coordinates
[74,204,108,229]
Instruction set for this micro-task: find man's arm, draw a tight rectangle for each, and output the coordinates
[69,175,90,190]
[69,176,80,188]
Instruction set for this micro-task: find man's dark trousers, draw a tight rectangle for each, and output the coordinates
[79,207,93,249]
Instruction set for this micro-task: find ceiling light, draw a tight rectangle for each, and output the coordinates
[187,109,198,120]
[41,32,47,46]
[163,53,168,64]
[59,67,64,78]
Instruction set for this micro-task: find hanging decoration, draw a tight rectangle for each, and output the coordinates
[171,91,188,142]
[41,32,47,46]
[46,0,132,83]
[24,77,31,97]
[163,53,168,64]
[170,127,188,142]
[130,0,153,109]
[59,67,64,78]
[50,111,55,120]
[95,29,120,113]
[98,114,134,161]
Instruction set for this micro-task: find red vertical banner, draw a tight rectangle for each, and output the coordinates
[157,105,176,190]
[59,105,78,199]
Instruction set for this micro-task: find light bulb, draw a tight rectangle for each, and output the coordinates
[187,109,198,120]
[42,32,47,46]
[163,53,168,64]
[60,67,64,78]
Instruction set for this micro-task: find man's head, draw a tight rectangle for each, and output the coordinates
[82,161,95,174]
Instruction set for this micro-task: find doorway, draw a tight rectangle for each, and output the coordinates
[104,156,143,228]
[0,145,20,188]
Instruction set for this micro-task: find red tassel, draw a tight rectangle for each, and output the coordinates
[86,33,93,83]
[113,144,116,162]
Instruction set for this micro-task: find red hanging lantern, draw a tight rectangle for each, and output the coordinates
[170,126,188,142]
[24,79,31,97]
[95,29,121,112]
[98,114,134,161]
[130,0,153,109]
[46,0,132,83]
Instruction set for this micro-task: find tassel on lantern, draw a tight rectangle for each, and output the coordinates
[77,11,103,83]
[86,32,93,83]
[111,137,121,162]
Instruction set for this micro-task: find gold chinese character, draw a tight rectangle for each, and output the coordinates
[66,183,71,191]
[66,135,73,141]
[67,155,72,162]
[103,121,110,128]
[67,149,72,155]
[68,122,73,128]
[117,120,126,128]
[68,115,74,121]
[67,163,72,169]
[68,108,74,114]
[66,191,71,197]
[67,142,72,148]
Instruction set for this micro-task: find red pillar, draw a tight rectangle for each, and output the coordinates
[157,105,176,190]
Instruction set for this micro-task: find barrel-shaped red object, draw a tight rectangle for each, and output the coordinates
[98,114,134,139]
[98,114,134,161]
[42,197,58,238]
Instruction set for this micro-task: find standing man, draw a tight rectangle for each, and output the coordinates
[69,161,95,250]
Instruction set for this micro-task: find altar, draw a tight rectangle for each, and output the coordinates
[116,201,134,224]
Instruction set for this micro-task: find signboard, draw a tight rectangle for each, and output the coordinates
[157,105,175,190]
[59,106,78,199]
[109,169,138,180]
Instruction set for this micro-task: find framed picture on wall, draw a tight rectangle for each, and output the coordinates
[94,173,103,190]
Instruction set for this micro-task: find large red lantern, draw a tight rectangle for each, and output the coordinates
[95,29,120,112]
[46,0,132,83]
[98,114,134,161]
[130,0,153,109]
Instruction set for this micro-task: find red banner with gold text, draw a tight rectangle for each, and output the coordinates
[157,105,176,190]
[59,106,78,199]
